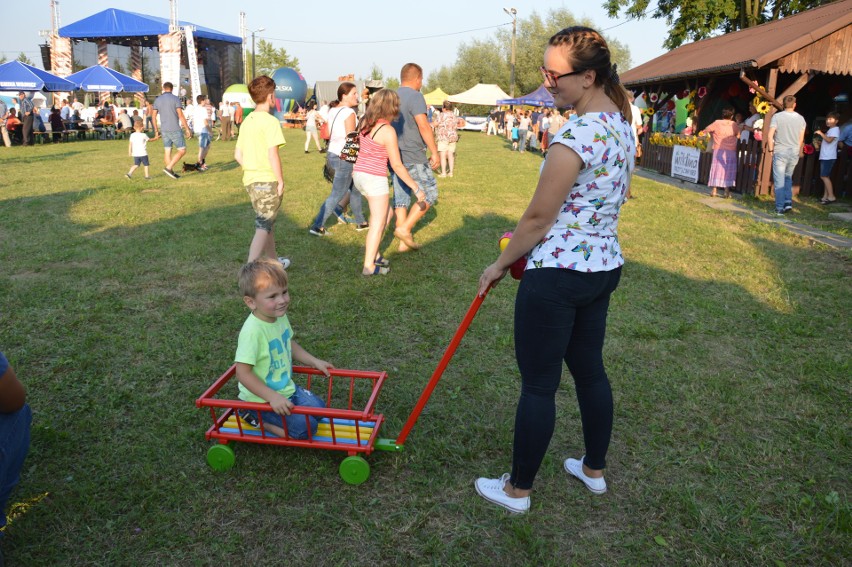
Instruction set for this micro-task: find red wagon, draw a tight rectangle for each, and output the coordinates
[197,291,488,485]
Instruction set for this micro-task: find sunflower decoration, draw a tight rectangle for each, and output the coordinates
[755,100,771,115]
[644,107,656,117]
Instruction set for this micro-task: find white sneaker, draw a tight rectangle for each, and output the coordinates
[564,456,607,494]
[474,473,529,514]
[277,257,291,270]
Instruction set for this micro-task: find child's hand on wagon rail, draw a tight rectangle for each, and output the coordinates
[269,392,294,416]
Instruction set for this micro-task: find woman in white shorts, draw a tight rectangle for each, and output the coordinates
[352,89,426,276]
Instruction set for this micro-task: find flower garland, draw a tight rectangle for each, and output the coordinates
[649,132,709,151]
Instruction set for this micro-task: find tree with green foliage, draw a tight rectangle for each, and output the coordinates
[17,52,34,66]
[0,54,7,64]
[384,77,400,91]
[248,39,299,77]
[425,7,631,106]
[604,0,830,50]
[367,64,383,82]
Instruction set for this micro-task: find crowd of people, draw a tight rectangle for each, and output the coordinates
[486,106,571,155]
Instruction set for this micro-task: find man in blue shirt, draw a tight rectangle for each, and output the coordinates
[17,92,34,146]
[391,63,440,251]
[151,82,192,179]
[839,119,852,148]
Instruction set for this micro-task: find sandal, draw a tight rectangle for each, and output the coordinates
[374,255,390,267]
[362,265,389,276]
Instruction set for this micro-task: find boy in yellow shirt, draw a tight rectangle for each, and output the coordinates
[235,76,290,268]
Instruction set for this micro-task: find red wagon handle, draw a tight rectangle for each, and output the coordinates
[392,286,491,447]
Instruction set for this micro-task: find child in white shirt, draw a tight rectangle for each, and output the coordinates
[815,112,840,204]
[126,121,150,179]
[193,94,213,171]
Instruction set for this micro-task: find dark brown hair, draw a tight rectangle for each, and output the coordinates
[249,76,276,104]
[336,82,356,102]
[721,107,735,120]
[548,26,630,118]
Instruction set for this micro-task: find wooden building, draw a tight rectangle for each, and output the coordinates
[621,0,852,197]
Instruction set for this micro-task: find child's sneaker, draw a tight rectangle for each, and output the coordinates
[125,173,132,179]
[277,257,291,269]
[564,456,607,494]
[309,226,328,237]
[474,473,529,514]
[354,223,369,231]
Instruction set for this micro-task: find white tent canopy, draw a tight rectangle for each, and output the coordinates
[446,84,510,106]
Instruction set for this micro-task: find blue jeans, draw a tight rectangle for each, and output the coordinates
[510,267,622,489]
[311,153,365,229]
[0,404,31,535]
[518,129,529,151]
[772,148,799,212]
[241,385,325,440]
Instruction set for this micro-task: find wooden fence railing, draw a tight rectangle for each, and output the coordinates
[640,137,851,199]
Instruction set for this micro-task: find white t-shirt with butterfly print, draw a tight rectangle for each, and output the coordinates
[525,111,635,273]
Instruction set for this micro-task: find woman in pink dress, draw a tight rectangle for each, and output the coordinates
[703,107,741,198]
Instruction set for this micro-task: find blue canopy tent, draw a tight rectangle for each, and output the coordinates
[497,84,555,108]
[58,8,242,103]
[65,65,149,93]
[58,9,242,43]
[0,61,77,92]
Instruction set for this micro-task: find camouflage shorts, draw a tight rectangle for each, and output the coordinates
[245,181,282,232]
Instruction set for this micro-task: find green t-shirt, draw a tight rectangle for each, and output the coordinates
[235,313,295,402]
[235,109,286,186]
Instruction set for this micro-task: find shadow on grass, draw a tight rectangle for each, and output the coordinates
[1,161,849,564]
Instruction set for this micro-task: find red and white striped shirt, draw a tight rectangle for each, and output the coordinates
[353,121,390,177]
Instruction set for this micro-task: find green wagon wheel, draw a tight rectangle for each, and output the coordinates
[207,444,236,471]
[339,455,370,485]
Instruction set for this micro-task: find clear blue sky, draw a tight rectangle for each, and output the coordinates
[2,0,670,84]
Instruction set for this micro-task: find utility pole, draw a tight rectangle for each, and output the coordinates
[239,11,247,83]
[504,7,517,98]
[251,27,265,80]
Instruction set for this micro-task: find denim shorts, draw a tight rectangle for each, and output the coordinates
[238,385,326,440]
[820,159,836,177]
[392,163,438,208]
[161,130,186,150]
[198,132,211,148]
[245,181,282,232]
[133,155,149,166]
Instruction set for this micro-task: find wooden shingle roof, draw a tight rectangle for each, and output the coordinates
[621,0,852,87]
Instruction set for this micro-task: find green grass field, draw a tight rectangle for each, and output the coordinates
[1,132,849,565]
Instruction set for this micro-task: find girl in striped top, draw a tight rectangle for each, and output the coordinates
[353,89,426,276]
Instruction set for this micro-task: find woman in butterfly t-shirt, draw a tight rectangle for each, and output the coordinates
[475,26,635,514]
